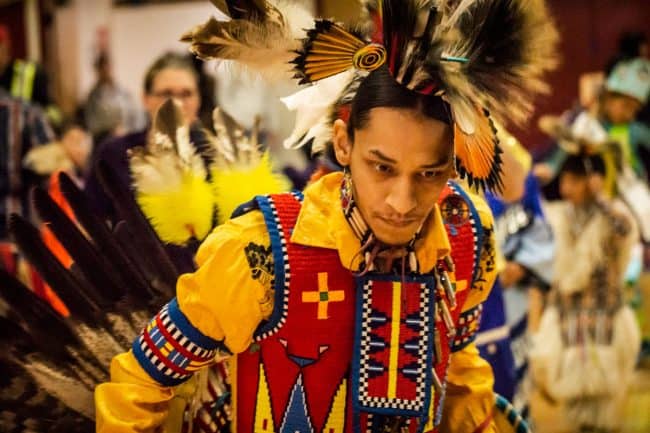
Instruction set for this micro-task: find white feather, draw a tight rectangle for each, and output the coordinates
[450,97,477,135]
[175,125,194,165]
[130,151,205,194]
[281,69,355,149]
[274,0,313,39]
[212,108,236,162]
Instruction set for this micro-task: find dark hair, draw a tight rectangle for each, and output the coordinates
[605,31,647,75]
[618,31,647,59]
[94,53,110,70]
[347,65,452,140]
[560,154,606,177]
[143,52,198,94]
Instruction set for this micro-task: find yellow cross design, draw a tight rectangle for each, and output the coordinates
[302,272,345,320]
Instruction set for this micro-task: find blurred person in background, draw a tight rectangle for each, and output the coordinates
[0,24,62,128]
[535,57,650,190]
[190,54,218,131]
[83,52,145,144]
[474,130,554,417]
[530,150,640,433]
[22,117,93,316]
[0,87,53,287]
[481,170,554,419]
[534,58,650,250]
[84,51,208,273]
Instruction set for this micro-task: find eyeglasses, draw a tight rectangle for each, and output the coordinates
[149,89,198,100]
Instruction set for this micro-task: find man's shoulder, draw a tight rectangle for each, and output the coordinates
[444,181,494,229]
[209,207,272,251]
[227,207,268,236]
[195,209,271,268]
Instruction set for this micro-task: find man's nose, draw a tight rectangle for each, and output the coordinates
[385,177,417,215]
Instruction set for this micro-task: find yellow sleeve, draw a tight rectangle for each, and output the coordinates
[439,344,497,433]
[439,191,499,433]
[95,210,272,433]
[177,210,273,353]
[96,352,174,433]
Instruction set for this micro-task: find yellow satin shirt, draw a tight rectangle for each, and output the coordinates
[95,172,498,433]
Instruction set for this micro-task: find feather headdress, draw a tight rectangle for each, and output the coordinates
[183,0,559,191]
[181,0,312,79]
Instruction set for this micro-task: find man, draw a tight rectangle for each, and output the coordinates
[95,1,558,432]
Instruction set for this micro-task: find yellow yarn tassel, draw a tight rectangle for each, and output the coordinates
[211,152,291,224]
[135,171,215,245]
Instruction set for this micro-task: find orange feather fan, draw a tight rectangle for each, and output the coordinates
[453,107,503,192]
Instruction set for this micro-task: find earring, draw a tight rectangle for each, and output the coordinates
[341,166,354,213]
[340,166,369,241]
[451,155,460,179]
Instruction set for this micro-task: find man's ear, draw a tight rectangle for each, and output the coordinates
[332,119,352,166]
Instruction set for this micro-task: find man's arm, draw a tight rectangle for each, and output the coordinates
[95,210,273,432]
[440,192,499,432]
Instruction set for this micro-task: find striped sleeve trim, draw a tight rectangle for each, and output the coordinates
[132,298,222,386]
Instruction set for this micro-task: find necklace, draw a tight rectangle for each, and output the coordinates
[340,169,421,275]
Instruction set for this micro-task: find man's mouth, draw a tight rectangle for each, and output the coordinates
[376,216,419,228]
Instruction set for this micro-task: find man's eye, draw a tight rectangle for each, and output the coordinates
[421,170,440,179]
[374,163,392,174]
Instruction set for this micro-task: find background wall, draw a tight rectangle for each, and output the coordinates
[3,0,650,156]
[516,0,650,156]
[0,0,28,60]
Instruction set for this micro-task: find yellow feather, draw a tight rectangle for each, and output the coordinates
[211,152,290,224]
[135,172,215,245]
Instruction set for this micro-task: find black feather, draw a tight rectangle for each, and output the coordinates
[0,274,78,353]
[0,361,57,426]
[97,160,180,293]
[458,0,529,96]
[0,357,94,433]
[0,274,107,379]
[32,186,126,305]
[8,215,102,322]
[58,172,156,305]
[113,221,175,299]
[443,0,559,124]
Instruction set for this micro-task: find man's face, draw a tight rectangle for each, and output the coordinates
[603,92,642,124]
[333,107,454,246]
[142,68,200,123]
